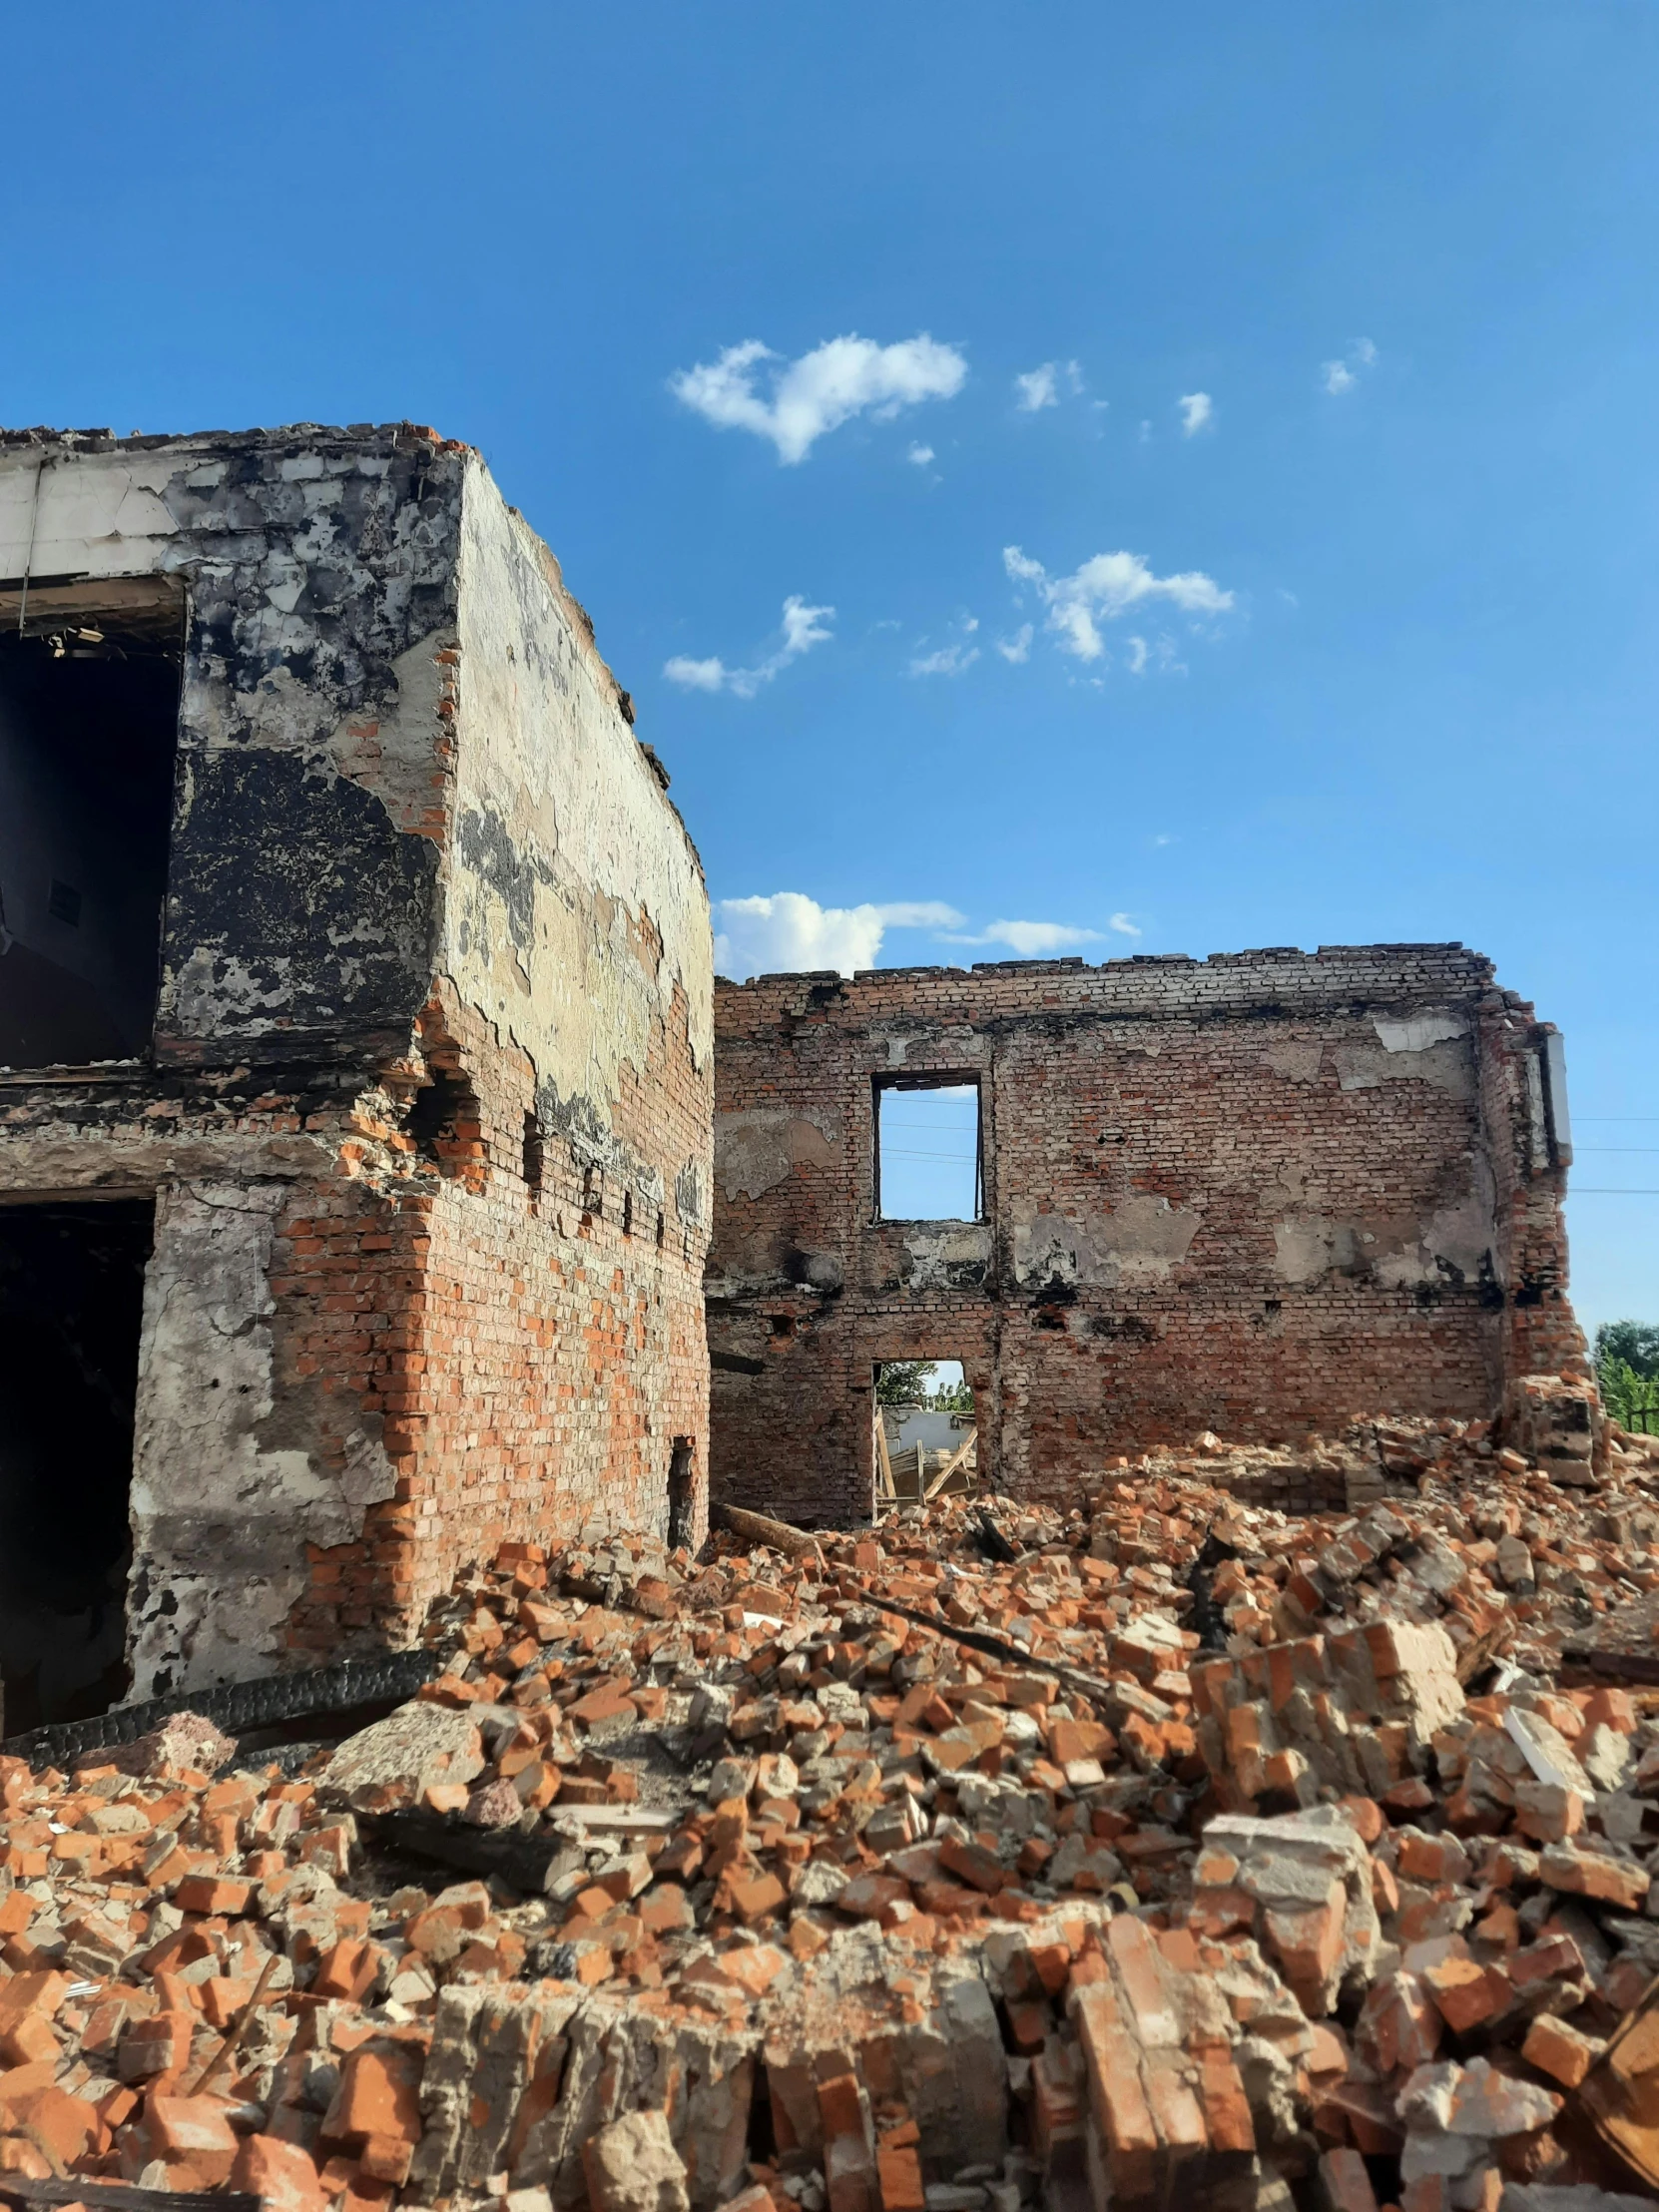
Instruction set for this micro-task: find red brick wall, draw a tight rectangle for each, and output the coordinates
[708,946,1585,1525]
[276,974,713,1656]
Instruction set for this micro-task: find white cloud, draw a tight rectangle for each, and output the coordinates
[906,442,935,466]
[1126,636,1148,675]
[939,915,1140,955]
[1013,359,1082,413]
[908,643,980,678]
[1001,544,1234,662]
[669,333,967,464]
[1323,337,1378,394]
[664,595,833,699]
[1178,391,1214,436]
[996,624,1033,664]
[713,893,964,980]
[907,613,980,678]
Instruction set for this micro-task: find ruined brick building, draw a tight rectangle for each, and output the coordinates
[707,949,1585,1525]
[0,425,713,1728]
[0,422,1592,1731]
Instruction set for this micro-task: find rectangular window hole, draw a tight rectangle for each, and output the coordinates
[875,1076,981,1222]
[667,1436,696,1551]
[0,580,183,1068]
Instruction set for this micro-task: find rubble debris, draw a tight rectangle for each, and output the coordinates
[3,1412,1659,2210]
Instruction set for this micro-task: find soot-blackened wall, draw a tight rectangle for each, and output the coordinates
[0,425,713,1702]
[707,946,1585,1524]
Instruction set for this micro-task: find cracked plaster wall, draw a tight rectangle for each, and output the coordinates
[127,1181,396,1698]
[448,466,712,1206]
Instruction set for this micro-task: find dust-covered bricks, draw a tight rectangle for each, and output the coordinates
[707,946,1585,1526]
[5,1414,1659,2209]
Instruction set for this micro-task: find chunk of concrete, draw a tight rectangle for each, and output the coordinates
[582,2110,691,2212]
[315,1700,485,1811]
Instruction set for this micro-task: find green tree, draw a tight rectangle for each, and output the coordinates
[929,1378,975,1412]
[1595,1321,1659,1378]
[876,1360,937,1404]
[1595,1321,1659,1432]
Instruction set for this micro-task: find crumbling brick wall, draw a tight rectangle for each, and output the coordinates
[707,946,1584,1525]
[0,424,713,1708]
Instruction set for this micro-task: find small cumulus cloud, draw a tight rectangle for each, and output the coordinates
[940,915,1141,955]
[669,333,967,463]
[908,643,980,677]
[664,595,833,698]
[713,892,965,979]
[1014,359,1083,412]
[1001,545,1234,663]
[1178,391,1214,437]
[1322,337,1378,395]
[906,442,935,466]
[996,624,1033,664]
[907,614,980,678]
[1125,634,1186,677]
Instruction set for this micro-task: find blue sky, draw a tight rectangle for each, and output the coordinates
[3,3,1656,1331]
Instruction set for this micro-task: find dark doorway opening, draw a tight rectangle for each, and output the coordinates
[0,1200,152,1731]
[0,580,183,1069]
[667,1436,696,1551]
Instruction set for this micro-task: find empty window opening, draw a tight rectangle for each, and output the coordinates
[522,1110,544,1200]
[582,1165,603,1220]
[408,1065,478,1167]
[0,581,183,1069]
[874,1359,977,1505]
[0,1200,153,1731]
[622,1188,634,1238]
[667,1436,696,1551]
[875,1077,981,1221]
[656,1208,666,1250]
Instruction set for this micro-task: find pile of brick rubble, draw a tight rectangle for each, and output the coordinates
[5,1411,1659,2212]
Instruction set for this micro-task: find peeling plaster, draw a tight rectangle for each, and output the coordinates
[0,450,181,578]
[874,1027,985,1071]
[715,1109,841,1201]
[1332,1037,1474,1098]
[1013,1196,1201,1288]
[1374,1011,1467,1053]
[127,1182,395,1697]
[1273,1169,1496,1291]
[902,1222,993,1290]
[323,632,451,836]
[447,466,713,1178]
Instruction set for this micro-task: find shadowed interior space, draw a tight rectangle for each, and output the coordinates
[0,1199,153,1730]
[0,580,182,1069]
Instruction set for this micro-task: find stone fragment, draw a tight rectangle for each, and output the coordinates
[316,1701,485,1811]
[582,2109,692,2212]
